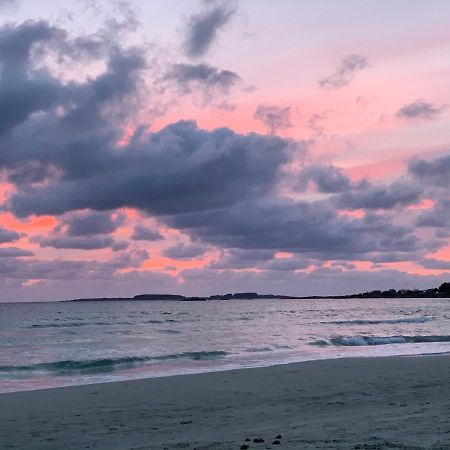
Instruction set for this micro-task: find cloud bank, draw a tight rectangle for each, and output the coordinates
[0,15,449,301]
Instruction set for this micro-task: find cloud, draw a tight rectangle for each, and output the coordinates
[397,99,445,120]
[254,105,292,135]
[29,210,128,251]
[167,63,240,92]
[166,198,419,261]
[0,21,145,145]
[208,248,275,270]
[416,199,450,228]
[296,165,351,193]
[296,164,420,210]
[209,249,316,271]
[1,17,450,301]
[0,226,20,243]
[111,240,129,251]
[418,257,450,270]
[0,22,64,136]
[37,236,115,250]
[183,0,236,58]
[7,121,291,217]
[62,210,124,236]
[165,63,241,103]
[261,255,314,271]
[319,54,368,89]
[408,154,450,187]
[131,225,163,241]
[336,181,420,210]
[0,247,33,257]
[163,242,208,259]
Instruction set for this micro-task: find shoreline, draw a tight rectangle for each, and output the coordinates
[1,354,449,449]
[2,346,450,395]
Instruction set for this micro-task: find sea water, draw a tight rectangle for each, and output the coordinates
[0,297,449,393]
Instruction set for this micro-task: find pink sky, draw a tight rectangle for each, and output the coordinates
[0,0,450,301]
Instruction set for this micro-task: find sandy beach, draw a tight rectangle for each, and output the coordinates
[0,355,449,450]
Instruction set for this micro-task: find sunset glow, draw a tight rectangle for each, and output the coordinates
[0,0,450,301]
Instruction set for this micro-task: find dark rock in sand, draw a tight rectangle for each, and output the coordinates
[253,438,264,443]
[240,445,249,450]
[272,440,281,445]
[275,434,282,439]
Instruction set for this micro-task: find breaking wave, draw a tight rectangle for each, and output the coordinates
[311,335,450,347]
[320,317,432,326]
[0,351,230,376]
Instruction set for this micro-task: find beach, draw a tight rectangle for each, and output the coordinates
[1,354,449,450]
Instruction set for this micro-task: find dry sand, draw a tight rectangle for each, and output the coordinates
[0,355,449,450]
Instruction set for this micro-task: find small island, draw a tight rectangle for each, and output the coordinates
[67,283,450,302]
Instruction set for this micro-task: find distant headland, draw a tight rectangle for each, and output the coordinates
[67,283,450,302]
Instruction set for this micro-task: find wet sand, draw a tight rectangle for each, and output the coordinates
[1,355,449,449]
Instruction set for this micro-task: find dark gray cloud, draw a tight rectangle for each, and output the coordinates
[0,258,86,280]
[408,153,450,187]
[163,242,208,259]
[31,209,129,251]
[416,200,450,228]
[0,21,64,136]
[37,236,115,250]
[111,240,129,251]
[7,120,290,217]
[336,181,420,210]
[418,257,450,271]
[166,198,419,260]
[183,1,236,58]
[319,54,368,89]
[0,21,288,224]
[296,164,420,210]
[208,248,275,270]
[0,21,145,154]
[131,225,164,241]
[296,165,351,193]
[62,211,124,236]
[0,227,20,243]
[0,247,33,257]
[254,105,292,135]
[166,63,240,95]
[0,249,148,286]
[262,255,315,271]
[209,249,316,271]
[397,99,444,120]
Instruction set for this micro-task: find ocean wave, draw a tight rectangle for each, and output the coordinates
[0,351,230,375]
[27,318,181,329]
[245,347,273,353]
[27,322,86,328]
[310,335,450,347]
[320,317,432,326]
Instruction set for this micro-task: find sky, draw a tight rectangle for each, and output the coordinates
[0,0,450,301]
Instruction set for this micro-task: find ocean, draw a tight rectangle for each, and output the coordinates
[0,297,449,393]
